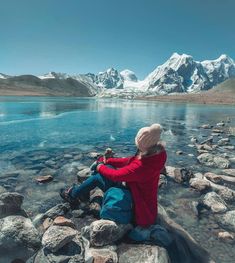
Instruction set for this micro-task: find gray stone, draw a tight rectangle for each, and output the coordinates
[203,192,227,213]
[204,172,223,184]
[0,215,41,261]
[42,225,77,252]
[197,153,230,169]
[117,244,170,263]
[219,210,235,232]
[218,138,229,146]
[0,192,24,218]
[189,178,211,192]
[88,219,132,247]
[222,169,235,177]
[32,235,84,263]
[77,167,91,182]
[218,187,235,203]
[0,186,7,195]
[43,203,70,220]
[217,231,234,244]
[90,247,118,263]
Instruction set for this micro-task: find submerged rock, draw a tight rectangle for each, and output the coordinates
[222,169,235,177]
[219,210,235,232]
[204,172,222,184]
[197,153,230,169]
[218,187,235,203]
[117,244,170,263]
[0,192,25,218]
[202,192,227,213]
[43,203,70,220]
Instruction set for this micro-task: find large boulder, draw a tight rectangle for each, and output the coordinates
[30,235,85,263]
[117,244,170,263]
[0,192,25,218]
[197,153,230,169]
[42,225,77,252]
[202,192,227,213]
[87,219,132,247]
[0,215,41,262]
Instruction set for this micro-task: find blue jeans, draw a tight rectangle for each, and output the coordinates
[70,172,122,200]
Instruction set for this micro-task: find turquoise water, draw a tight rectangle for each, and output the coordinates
[0,96,235,262]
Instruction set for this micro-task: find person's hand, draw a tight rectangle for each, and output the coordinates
[90,161,104,173]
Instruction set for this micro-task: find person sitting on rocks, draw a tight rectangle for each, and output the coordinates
[60,123,167,228]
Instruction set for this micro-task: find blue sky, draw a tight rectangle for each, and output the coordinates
[0,0,234,79]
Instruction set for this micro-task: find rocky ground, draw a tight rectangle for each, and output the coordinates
[0,120,235,263]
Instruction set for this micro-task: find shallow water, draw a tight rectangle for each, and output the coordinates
[0,96,235,262]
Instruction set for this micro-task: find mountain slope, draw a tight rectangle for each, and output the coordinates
[0,75,96,96]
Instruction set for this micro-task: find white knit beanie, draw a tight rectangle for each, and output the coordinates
[135,124,162,153]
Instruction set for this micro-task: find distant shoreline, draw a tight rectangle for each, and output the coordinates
[0,90,235,105]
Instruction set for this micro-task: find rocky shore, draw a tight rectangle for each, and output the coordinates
[0,120,235,263]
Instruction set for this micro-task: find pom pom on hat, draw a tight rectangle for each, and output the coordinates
[135,124,162,153]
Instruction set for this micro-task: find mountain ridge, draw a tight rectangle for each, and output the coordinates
[0,53,235,98]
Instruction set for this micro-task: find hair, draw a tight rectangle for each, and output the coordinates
[138,141,165,158]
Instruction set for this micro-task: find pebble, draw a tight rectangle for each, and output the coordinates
[36,175,53,183]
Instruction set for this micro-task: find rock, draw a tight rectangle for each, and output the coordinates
[201,136,213,145]
[90,247,118,263]
[204,172,223,184]
[190,137,198,143]
[159,174,167,188]
[176,150,183,155]
[88,152,101,159]
[197,153,230,169]
[43,203,70,220]
[42,225,77,252]
[222,169,235,177]
[89,202,102,218]
[212,128,223,133]
[165,166,193,184]
[72,209,86,218]
[189,178,211,193]
[0,192,25,218]
[218,138,229,146]
[217,231,234,243]
[194,172,204,179]
[222,145,235,150]
[229,157,235,164]
[117,244,170,263]
[53,216,75,228]
[216,122,225,127]
[218,187,235,203]
[64,154,73,159]
[219,210,235,232]
[0,186,7,195]
[202,192,227,213]
[201,124,211,129]
[77,167,91,182]
[35,175,53,183]
[32,235,84,263]
[43,217,53,230]
[88,219,132,247]
[0,215,41,261]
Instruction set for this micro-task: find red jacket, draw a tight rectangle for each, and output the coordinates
[98,150,167,227]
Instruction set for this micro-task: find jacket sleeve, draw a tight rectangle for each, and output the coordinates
[98,160,146,182]
[105,157,132,168]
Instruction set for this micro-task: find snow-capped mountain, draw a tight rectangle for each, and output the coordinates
[1,53,234,97]
[143,53,235,94]
[89,68,124,89]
